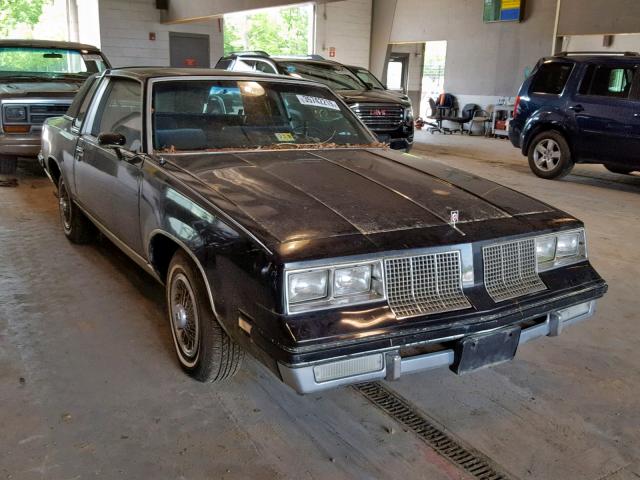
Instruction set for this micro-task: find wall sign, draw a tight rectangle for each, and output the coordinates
[483,0,524,23]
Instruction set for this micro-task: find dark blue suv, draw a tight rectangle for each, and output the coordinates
[510,51,640,179]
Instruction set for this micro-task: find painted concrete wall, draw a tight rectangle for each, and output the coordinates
[562,34,640,52]
[558,0,640,36]
[388,0,556,97]
[315,0,373,68]
[98,0,224,68]
[369,0,397,78]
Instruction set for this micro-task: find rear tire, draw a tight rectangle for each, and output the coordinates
[527,131,573,179]
[604,165,634,175]
[166,250,243,383]
[0,155,17,175]
[58,175,94,244]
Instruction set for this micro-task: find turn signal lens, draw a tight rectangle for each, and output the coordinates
[3,125,30,133]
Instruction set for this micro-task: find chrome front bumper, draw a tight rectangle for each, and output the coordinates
[0,131,41,157]
[278,300,597,394]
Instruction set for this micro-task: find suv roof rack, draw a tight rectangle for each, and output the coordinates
[230,50,271,57]
[274,54,326,61]
[555,51,640,57]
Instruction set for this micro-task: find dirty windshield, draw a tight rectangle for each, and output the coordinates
[152,80,377,152]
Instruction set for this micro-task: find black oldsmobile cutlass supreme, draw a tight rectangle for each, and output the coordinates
[40,68,607,394]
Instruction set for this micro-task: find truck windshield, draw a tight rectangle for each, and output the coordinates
[351,67,386,90]
[152,80,377,152]
[279,62,367,91]
[0,47,108,77]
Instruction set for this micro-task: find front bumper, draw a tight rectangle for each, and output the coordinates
[278,299,597,393]
[0,131,42,157]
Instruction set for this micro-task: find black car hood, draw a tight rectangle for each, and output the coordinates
[337,89,411,107]
[164,148,555,249]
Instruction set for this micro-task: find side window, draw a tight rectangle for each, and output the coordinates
[530,62,574,95]
[91,79,142,151]
[253,60,277,74]
[73,77,102,129]
[67,76,96,118]
[579,65,635,99]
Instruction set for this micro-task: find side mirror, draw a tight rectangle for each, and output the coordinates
[97,132,126,148]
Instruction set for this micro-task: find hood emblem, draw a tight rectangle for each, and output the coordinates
[450,210,459,228]
[372,109,387,116]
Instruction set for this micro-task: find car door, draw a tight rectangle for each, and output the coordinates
[75,77,145,254]
[571,62,639,165]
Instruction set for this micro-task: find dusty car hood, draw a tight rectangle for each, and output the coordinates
[337,89,411,107]
[0,80,81,97]
[164,149,555,245]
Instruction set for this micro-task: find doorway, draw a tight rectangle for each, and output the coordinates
[169,32,211,68]
[386,53,410,92]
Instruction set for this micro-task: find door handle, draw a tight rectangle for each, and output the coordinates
[569,104,584,113]
[75,146,84,161]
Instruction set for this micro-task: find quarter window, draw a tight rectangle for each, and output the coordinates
[91,79,142,151]
[579,65,635,98]
[72,76,102,129]
[530,62,573,95]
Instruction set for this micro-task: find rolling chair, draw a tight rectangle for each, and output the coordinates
[442,103,481,134]
[427,94,456,134]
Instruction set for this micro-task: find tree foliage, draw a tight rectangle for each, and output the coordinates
[223,6,310,56]
[0,0,50,36]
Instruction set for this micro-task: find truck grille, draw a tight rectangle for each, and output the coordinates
[28,104,70,124]
[483,238,547,302]
[384,251,471,319]
[351,103,404,131]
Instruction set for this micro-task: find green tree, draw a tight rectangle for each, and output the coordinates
[223,18,243,55]
[0,0,50,36]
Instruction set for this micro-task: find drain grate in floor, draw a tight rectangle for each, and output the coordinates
[355,382,512,480]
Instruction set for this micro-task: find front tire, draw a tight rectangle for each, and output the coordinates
[58,175,94,244]
[527,131,573,179]
[604,164,634,175]
[166,250,243,383]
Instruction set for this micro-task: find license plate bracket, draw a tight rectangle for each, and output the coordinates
[451,325,521,375]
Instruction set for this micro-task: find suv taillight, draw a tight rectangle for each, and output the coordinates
[513,96,521,118]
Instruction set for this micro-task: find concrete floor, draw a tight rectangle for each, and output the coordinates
[1,133,639,479]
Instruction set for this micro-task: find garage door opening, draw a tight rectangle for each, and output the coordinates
[223,3,314,56]
[421,41,447,118]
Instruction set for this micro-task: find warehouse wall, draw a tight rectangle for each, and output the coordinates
[315,0,373,67]
[98,0,224,67]
[557,0,640,36]
[388,0,556,98]
[561,34,640,52]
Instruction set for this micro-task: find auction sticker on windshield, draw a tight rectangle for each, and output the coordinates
[82,54,103,61]
[275,133,295,142]
[296,95,340,111]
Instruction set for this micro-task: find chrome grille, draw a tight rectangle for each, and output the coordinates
[351,103,404,131]
[483,238,546,302]
[28,104,69,124]
[384,251,471,319]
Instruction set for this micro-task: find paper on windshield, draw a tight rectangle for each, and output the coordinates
[296,95,340,111]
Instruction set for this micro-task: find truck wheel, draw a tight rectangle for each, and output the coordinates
[58,175,94,244]
[0,155,17,175]
[166,250,243,383]
[527,131,573,179]
[604,165,634,175]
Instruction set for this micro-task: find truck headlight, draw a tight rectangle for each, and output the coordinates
[285,260,385,314]
[4,105,27,122]
[536,229,586,271]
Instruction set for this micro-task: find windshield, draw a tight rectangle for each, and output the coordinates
[279,62,367,91]
[352,67,386,90]
[152,80,377,152]
[0,47,108,78]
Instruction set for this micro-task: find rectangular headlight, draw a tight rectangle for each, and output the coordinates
[285,260,384,314]
[536,228,587,271]
[4,105,27,122]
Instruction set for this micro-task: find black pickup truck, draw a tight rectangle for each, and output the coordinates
[0,39,110,174]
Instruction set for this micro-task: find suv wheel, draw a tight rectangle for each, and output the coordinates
[527,131,573,179]
[604,165,634,175]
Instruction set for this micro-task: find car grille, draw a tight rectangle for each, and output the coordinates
[351,103,404,131]
[28,104,70,124]
[384,251,471,319]
[483,238,547,302]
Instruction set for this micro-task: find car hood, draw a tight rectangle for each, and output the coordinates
[163,148,556,250]
[337,89,411,107]
[0,80,82,97]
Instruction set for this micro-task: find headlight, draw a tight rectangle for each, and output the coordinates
[405,105,414,121]
[536,229,586,271]
[4,105,27,122]
[285,260,385,314]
